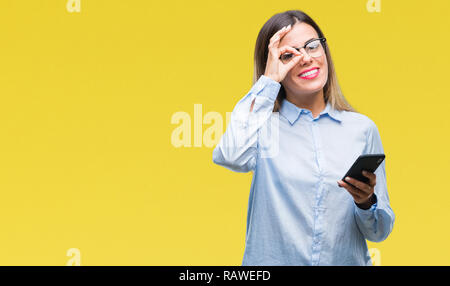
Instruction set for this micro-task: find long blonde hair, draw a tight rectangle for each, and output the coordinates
[252,10,356,113]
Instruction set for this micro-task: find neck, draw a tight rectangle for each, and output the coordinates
[285,89,326,118]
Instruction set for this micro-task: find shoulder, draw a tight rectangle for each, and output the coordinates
[339,110,378,135]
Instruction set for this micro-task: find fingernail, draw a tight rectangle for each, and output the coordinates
[345,177,350,181]
[363,170,367,174]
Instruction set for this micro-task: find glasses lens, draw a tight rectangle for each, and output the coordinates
[306,39,324,58]
[280,52,294,63]
[280,39,324,63]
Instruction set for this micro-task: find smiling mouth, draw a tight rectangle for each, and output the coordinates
[299,68,319,78]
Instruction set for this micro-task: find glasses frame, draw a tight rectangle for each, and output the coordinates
[279,37,327,61]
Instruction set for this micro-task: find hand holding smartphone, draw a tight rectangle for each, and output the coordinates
[342,154,385,188]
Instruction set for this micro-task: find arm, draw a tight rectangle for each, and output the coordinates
[354,120,396,242]
[212,75,281,173]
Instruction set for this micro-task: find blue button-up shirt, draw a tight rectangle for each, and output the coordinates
[212,75,395,266]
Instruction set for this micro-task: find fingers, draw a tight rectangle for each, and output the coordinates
[278,46,302,57]
[344,177,371,194]
[362,170,376,186]
[338,172,377,204]
[283,52,303,69]
[278,46,303,66]
[338,180,364,200]
[270,25,291,45]
[343,177,372,196]
[268,25,292,52]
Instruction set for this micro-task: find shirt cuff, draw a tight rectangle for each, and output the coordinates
[249,75,281,102]
[355,194,378,216]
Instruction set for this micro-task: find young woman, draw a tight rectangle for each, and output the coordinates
[212,10,395,266]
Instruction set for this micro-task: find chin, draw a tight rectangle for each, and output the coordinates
[293,77,326,91]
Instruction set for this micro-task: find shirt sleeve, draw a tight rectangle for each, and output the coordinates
[354,119,396,242]
[212,75,281,173]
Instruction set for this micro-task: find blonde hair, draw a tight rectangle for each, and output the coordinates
[252,10,356,113]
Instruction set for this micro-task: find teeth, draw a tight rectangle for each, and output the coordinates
[300,68,318,77]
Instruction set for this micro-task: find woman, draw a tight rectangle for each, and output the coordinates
[212,10,395,266]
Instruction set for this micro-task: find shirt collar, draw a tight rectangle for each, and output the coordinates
[279,98,342,125]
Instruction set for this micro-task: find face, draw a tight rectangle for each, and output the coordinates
[279,22,328,97]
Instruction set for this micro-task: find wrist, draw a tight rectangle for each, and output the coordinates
[263,74,280,83]
[356,193,377,210]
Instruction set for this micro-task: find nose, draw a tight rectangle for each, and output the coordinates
[298,48,313,65]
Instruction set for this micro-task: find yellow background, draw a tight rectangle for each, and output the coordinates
[0,0,448,265]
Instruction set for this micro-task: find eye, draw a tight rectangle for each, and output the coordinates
[281,53,293,60]
[306,41,320,51]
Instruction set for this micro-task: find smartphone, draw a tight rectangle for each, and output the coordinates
[342,154,385,187]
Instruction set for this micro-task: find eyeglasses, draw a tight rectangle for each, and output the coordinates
[279,37,327,64]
